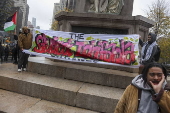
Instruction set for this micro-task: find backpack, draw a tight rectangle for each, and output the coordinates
[154,45,161,62]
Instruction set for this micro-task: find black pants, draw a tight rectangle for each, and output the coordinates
[0,53,3,63]
[12,48,18,63]
[18,50,29,69]
[14,52,17,62]
[4,53,9,61]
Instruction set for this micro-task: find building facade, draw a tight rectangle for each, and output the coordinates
[36,26,40,29]
[13,0,29,27]
[11,7,23,34]
[52,3,60,23]
[25,4,29,26]
[0,0,14,31]
[52,0,67,23]
[32,17,36,28]
[27,21,34,33]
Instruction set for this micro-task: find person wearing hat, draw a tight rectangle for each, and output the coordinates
[18,27,32,72]
[114,63,170,113]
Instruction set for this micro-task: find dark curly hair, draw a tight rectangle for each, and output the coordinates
[141,62,168,83]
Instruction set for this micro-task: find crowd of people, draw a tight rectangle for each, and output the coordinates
[0,28,170,112]
[0,41,18,64]
[0,26,33,73]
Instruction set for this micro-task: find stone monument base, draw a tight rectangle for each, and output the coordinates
[55,12,154,40]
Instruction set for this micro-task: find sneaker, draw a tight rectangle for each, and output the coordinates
[23,68,26,71]
[18,69,22,72]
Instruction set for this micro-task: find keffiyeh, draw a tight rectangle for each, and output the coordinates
[141,41,157,62]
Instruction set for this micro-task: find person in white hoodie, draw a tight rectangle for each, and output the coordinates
[114,62,170,113]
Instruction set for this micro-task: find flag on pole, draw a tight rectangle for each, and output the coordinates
[4,12,17,32]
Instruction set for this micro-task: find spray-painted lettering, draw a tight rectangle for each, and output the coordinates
[33,34,136,65]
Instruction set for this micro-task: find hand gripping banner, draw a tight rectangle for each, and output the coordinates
[24,29,140,66]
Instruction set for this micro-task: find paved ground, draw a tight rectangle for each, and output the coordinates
[0,57,170,113]
[0,88,98,113]
[0,61,99,113]
[0,55,17,64]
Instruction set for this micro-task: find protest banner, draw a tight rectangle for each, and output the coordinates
[24,29,140,66]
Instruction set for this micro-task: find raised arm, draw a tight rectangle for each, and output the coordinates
[151,75,170,112]
[139,38,144,47]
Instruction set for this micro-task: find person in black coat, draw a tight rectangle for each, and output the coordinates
[0,41,4,63]
[4,45,9,62]
[12,44,18,64]
[13,32,21,64]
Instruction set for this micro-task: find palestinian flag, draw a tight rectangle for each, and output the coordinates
[4,12,17,31]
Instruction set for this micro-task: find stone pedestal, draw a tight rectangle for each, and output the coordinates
[55,12,154,40]
[71,0,134,16]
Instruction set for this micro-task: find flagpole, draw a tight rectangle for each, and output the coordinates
[14,11,17,35]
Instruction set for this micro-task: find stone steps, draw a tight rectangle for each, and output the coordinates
[1,57,169,113]
[28,57,138,89]
[0,89,99,113]
[0,62,124,113]
[51,58,139,73]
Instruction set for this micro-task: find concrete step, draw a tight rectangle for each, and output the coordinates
[28,57,138,89]
[51,58,139,73]
[0,89,99,113]
[0,63,124,113]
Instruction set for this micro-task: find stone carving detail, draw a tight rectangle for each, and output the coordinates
[65,0,125,14]
[65,0,76,11]
[88,0,124,14]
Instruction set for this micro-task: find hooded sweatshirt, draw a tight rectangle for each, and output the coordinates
[18,27,32,50]
[132,75,167,113]
[140,33,158,65]
[148,33,156,44]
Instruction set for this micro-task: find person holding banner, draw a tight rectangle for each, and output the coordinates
[138,33,161,74]
[114,62,170,113]
[18,27,32,72]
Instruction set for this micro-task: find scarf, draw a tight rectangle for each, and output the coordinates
[141,41,157,62]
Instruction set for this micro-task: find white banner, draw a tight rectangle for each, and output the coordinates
[24,29,140,66]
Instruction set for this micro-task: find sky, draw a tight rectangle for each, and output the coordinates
[27,0,60,30]
[27,0,160,30]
